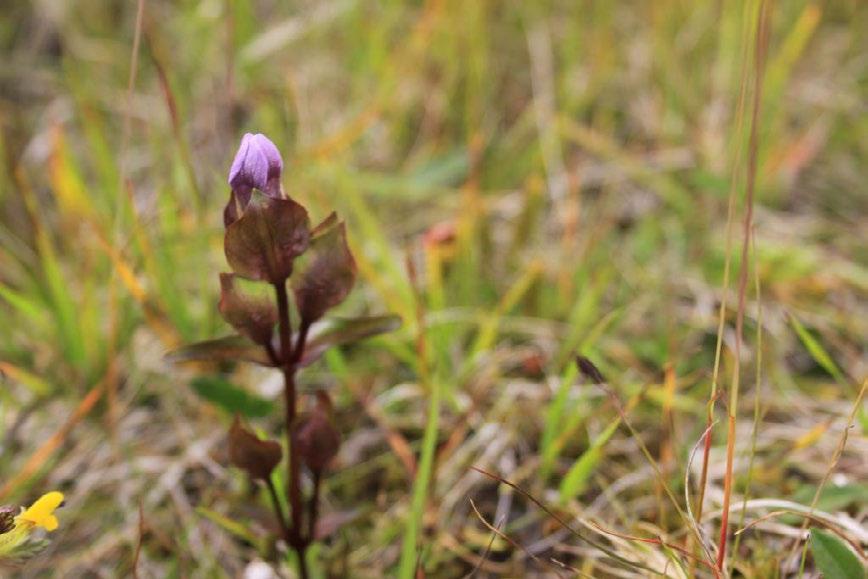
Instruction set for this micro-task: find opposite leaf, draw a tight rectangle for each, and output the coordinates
[300,314,402,367]
[292,216,356,324]
[219,273,277,345]
[165,335,272,366]
[228,416,282,481]
[166,315,401,368]
[225,191,310,283]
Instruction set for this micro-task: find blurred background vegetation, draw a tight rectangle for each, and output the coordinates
[0,0,866,576]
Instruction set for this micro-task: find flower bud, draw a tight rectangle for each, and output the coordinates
[0,507,15,535]
[229,133,282,192]
[225,133,284,227]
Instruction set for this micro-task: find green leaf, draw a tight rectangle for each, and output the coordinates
[165,335,272,366]
[300,315,402,366]
[0,363,52,397]
[4,537,50,564]
[196,507,262,549]
[399,377,441,578]
[539,362,579,478]
[782,483,868,525]
[559,417,621,501]
[809,528,865,579]
[0,282,47,324]
[407,147,469,188]
[792,484,868,514]
[789,313,845,384]
[190,376,274,418]
[39,229,86,368]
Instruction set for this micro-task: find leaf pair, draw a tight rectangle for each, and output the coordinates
[227,400,340,484]
[220,200,357,347]
[168,315,402,368]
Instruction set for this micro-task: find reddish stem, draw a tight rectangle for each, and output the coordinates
[695,410,714,521]
[718,1,770,570]
[717,416,737,569]
[307,471,321,543]
[274,281,309,579]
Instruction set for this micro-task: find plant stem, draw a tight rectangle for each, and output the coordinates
[283,370,303,533]
[292,320,311,365]
[307,471,321,542]
[717,0,769,571]
[696,0,752,533]
[275,281,295,422]
[274,280,309,579]
[717,414,737,570]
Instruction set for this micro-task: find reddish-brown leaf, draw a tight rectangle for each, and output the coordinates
[224,191,310,283]
[164,335,273,366]
[291,216,356,324]
[218,273,277,345]
[228,416,282,480]
[293,393,340,474]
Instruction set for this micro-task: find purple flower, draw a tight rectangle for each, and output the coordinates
[225,133,284,227]
[228,133,283,191]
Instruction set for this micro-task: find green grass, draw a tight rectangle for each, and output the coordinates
[1,0,866,576]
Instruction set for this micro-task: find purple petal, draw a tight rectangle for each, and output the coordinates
[244,141,270,189]
[228,133,253,186]
[250,134,283,180]
[227,134,273,227]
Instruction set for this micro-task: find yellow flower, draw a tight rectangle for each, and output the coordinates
[18,492,64,532]
[0,492,64,560]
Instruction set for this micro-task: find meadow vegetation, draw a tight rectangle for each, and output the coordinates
[0,0,866,576]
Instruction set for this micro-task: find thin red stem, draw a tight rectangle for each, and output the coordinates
[307,471,321,543]
[274,281,309,579]
[717,416,737,569]
[718,0,770,570]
